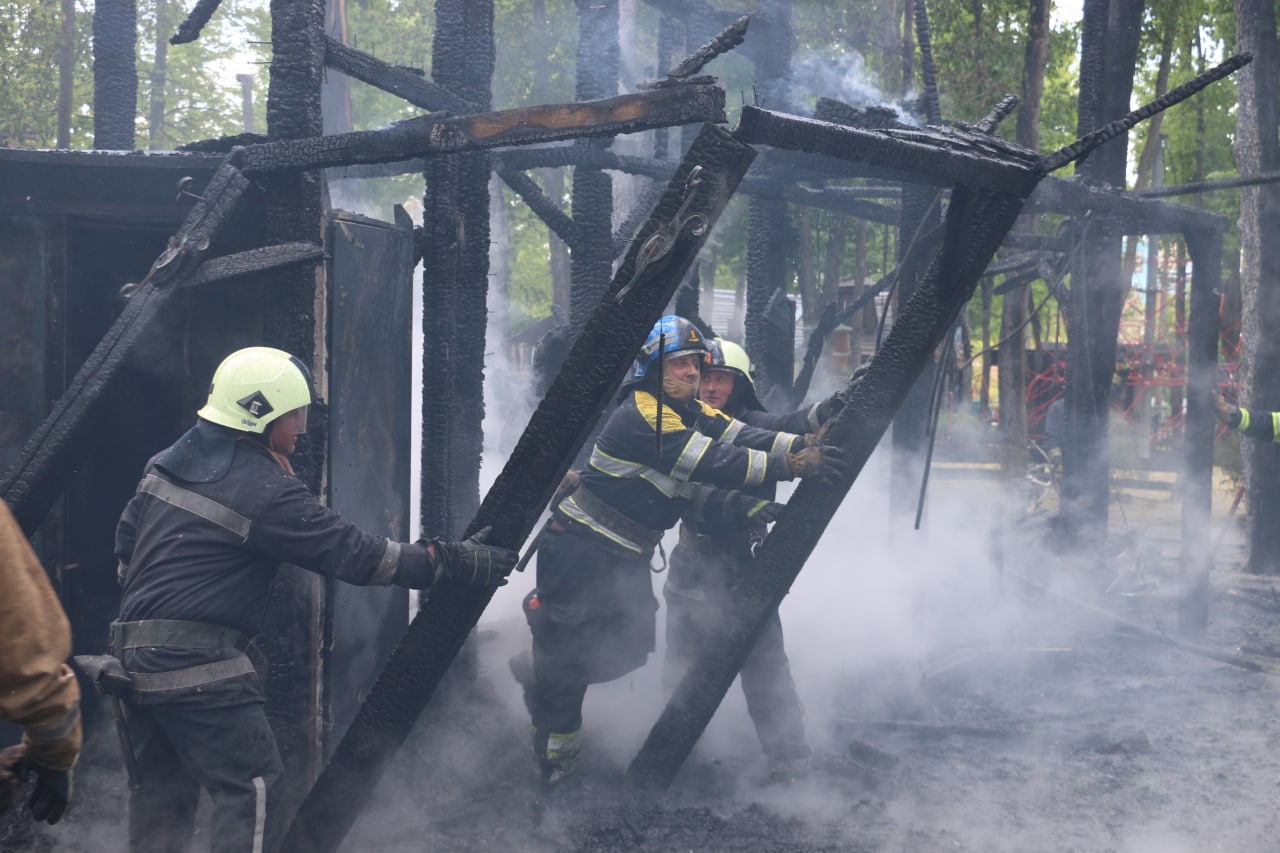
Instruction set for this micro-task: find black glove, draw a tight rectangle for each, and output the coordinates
[814,390,846,424]
[785,445,848,484]
[25,761,71,825]
[698,488,785,527]
[434,526,519,587]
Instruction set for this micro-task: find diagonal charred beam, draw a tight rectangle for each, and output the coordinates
[170,0,224,44]
[1029,177,1226,234]
[912,0,942,124]
[648,14,750,84]
[1,154,251,534]
[500,169,580,251]
[1136,169,1280,198]
[322,36,472,115]
[736,106,1041,195]
[628,183,1028,792]
[238,86,726,174]
[1039,53,1251,174]
[975,94,1019,134]
[185,242,326,287]
[281,123,757,853]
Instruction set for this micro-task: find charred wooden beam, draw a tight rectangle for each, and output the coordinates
[814,98,903,129]
[281,123,756,853]
[912,0,942,124]
[322,35,472,115]
[93,0,138,150]
[975,94,1019,134]
[1039,53,1252,175]
[237,85,725,173]
[185,242,325,287]
[736,106,1041,195]
[643,14,750,86]
[628,183,1028,792]
[500,169,580,250]
[1,154,251,533]
[170,0,224,45]
[1136,169,1280,198]
[1029,177,1225,234]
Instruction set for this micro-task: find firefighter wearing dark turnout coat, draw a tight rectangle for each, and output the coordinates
[665,338,844,779]
[112,347,517,853]
[518,317,847,786]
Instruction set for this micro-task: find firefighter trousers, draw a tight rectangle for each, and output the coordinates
[125,700,284,853]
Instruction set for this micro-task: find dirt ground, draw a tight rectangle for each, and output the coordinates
[23,461,1280,852]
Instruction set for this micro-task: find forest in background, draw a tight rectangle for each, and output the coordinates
[0,0,1249,396]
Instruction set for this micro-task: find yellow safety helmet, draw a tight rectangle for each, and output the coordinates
[197,347,313,434]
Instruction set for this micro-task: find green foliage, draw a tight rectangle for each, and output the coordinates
[0,0,93,147]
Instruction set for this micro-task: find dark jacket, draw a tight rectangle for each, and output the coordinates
[115,435,431,705]
[561,390,803,551]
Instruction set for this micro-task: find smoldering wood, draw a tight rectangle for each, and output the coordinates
[628,183,1029,792]
[814,98,903,129]
[170,0,224,45]
[185,242,326,287]
[736,107,1042,196]
[236,85,727,174]
[0,155,252,534]
[282,123,757,853]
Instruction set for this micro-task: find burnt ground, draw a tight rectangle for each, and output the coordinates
[23,462,1280,852]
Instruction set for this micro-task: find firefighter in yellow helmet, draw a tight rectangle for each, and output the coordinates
[110,347,517,853]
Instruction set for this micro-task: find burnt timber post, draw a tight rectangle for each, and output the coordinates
[1179,227,1223,632]
[744,0,794,404]
[261,0,328,818]
[1059,0,1143,544]
[420,0,495,544]
[282,120,747,853]
[93,0,138,150]
[568,0,620,337]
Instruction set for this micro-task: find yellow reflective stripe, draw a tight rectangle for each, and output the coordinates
[720,419,745,443]
[1273,412,1280,441]
[590,448,696,498]
[635,391,685,433]
[745,449,769,486]
[1239,408,1251,432]
[770,431,801,454]
[560,496,644,552]
[590,447,648,477]
[671,433,713,481]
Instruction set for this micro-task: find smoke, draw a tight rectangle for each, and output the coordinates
[787,48,918,123]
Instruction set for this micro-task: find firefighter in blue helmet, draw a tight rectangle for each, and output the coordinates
[515,317,848,787]
[666,338,841,780]
[111,347,518,853]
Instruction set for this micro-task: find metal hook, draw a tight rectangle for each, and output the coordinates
[175,176,207,203]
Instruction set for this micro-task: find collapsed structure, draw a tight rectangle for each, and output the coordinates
[0,0,1249,849]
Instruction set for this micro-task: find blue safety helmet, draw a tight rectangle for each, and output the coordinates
[631,315,710,380]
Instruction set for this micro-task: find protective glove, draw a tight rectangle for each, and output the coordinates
[24,760,71,825]
[551,469,581,506]
[433,525,519,587]
[1214,392,1239,425]
[698,487,785,526]
[784,445,848,484]
[813,390,846,425]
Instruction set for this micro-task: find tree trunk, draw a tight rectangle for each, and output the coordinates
[1235,0,1280,574]
[57,0,75,148]
[821,213,848,310]
[796,207,819,324]
[980,276,992,413]
[532,0,571,317]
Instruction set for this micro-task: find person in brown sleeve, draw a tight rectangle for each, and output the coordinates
[0,499,80,825]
